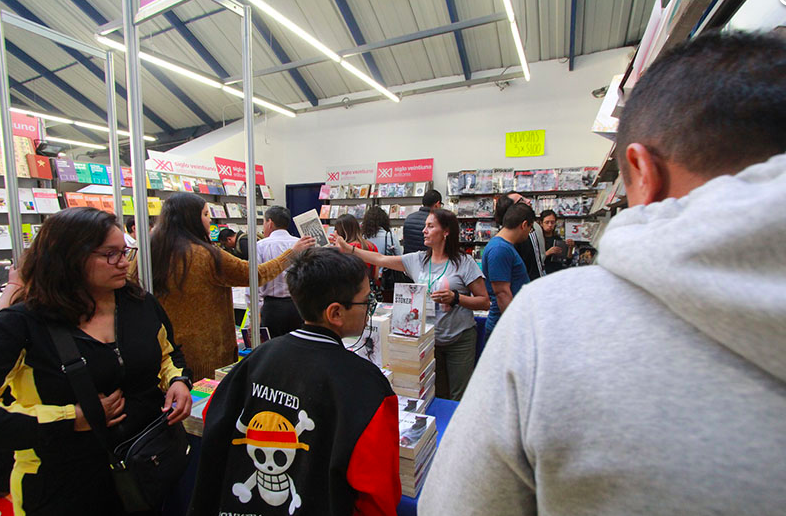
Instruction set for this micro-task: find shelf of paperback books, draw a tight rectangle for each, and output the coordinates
[0,146,61,255]
[317,181,433,222]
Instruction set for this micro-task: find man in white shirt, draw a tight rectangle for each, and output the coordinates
[257,205,303,337]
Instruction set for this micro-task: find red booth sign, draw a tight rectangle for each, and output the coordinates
[214,156,265,185]
[12,112,40,141]
[376,158,433,183]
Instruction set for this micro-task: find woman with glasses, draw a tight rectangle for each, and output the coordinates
[332,208,489,401]
[0,207,192,515]
[144,193,314,380]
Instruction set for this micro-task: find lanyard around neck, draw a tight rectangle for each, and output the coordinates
[427,258,449,292]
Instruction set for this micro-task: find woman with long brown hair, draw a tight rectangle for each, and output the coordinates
[0,207,191,515]
[332,208,489,400]
[143,192,313,379]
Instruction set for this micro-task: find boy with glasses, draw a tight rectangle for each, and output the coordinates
[190,247,400,516]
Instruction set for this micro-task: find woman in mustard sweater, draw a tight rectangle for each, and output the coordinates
[145,193,313,380]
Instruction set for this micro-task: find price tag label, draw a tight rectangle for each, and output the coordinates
[505,130,545,157]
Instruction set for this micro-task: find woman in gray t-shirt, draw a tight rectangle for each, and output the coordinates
[332,209,489,400]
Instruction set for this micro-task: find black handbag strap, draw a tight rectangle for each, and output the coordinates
[46,324,119,462]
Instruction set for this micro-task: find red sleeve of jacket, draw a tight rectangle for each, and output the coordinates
[346,394,401,516]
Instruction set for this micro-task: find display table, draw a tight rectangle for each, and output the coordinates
[165,397,459,516]
[396,397,458,516]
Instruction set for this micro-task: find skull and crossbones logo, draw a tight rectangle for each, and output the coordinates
[231,410,314,515]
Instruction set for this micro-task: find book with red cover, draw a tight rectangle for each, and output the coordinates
[26,154,53,179]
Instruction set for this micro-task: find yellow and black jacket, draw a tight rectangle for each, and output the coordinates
[0,286,190,516]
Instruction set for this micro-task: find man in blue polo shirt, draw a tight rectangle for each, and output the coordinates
[481,202,535,341]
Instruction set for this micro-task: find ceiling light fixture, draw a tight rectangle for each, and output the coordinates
[10,107,74,125]
[74,121,157,141]
[96,35,296,117]
[501,0,531,81]
[246,0,400,102]
[222,86,296,118]
[45,136,107,150]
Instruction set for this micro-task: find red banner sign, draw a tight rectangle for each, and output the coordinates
[12,112,40,141]
[214,156,265,185]
[375,158,433,183]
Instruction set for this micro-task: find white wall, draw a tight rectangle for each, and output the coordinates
[173,47,632,202]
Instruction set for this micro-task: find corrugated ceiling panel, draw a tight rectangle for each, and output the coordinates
[369,0,434,84]
[345,0,404,86]
[410,0,458,79]
[460,0,505,73]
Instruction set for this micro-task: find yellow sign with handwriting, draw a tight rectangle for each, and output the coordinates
[505,130,545,157]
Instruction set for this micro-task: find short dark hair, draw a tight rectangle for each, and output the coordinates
[502,203,536,229]
[616,31,786,180]
[21,208,143,325]
[125,217,135,233]
[265,205,291,229]
[217,228,236,243]
[286,247,368,322]
[495,195,513,226]
[540,209,557,220]
[422,189,442,207]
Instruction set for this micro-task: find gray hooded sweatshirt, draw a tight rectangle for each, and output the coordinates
[418,154,786,515]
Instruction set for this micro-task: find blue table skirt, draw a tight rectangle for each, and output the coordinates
[396,397,459,516]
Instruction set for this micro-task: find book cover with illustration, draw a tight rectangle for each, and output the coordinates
[222,179,246,196]
[293,209,329,246]
[533,169,558,191]
[319,204,331,219]
[343,313,390,370]
[391,283,428,337]
[477,169,494,194]
[318,184,331,199]
[446,172,463,196]
[26,154,53,179]
[398,411,437,460]
[515,170,534,192]
[476,196,494,218]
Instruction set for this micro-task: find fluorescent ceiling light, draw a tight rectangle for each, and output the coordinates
[74,121,157,142]
[10,107,73,125]
[45,136,107,150]
[501,0,530,81]
[96,36,223,89]
[96,35,295,117]
[247,0,400,103]
[222,86,296,118]
[247,0,341,62]
[341,61,399,102]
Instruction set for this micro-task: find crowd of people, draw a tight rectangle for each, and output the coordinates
[0,31,784,516]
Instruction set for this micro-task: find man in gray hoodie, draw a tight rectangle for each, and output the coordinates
[419,31,786,515]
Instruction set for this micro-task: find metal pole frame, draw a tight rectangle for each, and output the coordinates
[0,11,121,266]
[123,0,152,292]
[105,52,124,223]
[242,4,260,348]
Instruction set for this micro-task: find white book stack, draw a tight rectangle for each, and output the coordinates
[183,397,208,437]
[387,324,436,407]
[398,411,437,498]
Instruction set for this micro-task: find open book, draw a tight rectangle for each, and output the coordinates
[293,209,329,246]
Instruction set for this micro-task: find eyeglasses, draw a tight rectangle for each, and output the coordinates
[343,292,378,317]
[93,247,136,265]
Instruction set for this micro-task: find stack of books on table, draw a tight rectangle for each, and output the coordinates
[398,411,437,497]
[388,324,436,407]
[185,378,220,436]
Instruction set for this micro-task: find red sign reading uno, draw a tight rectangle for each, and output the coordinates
[11,112,40,141]
[214,156,265,185]
[375,158,433,184]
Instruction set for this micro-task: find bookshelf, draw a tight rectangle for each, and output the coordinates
[445,168,605,258]
[317,181,434,244]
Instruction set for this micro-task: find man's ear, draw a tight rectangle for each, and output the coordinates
[624,143,665,206]
[323,302,345,329]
